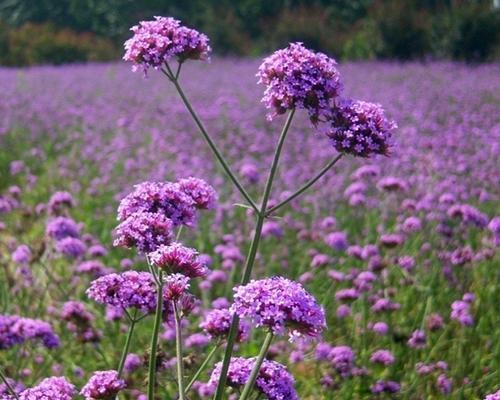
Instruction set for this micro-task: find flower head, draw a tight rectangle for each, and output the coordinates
[200,308,250,342]
[18,376,76,400]
[177,177,217,210]
[124,16,211,74]
[80,370,125,399]
[149,243,207,278]
[257,42,342,123]
[325,99,396,157]
[201,357,298,400]
[117,181,196,226]
[113,211,174,254]
[231,276,326,340]
[46,217,80,240]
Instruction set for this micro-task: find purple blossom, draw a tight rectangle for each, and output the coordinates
[149,242,207,278]
[257,42,342,123]
[451,299,474,326]
[113,211,174,254]
[80,370,126,399]
[46,217,80,240]
[18,376,76,400]
[163,273,190,301]
[231,277,326,340]
[124,353,142,374]
[200,308,250,342]
[326,99,396,157]
[371,380,401,394]
[11,245,31,264]
[177,177,217,210]
[370,349,395,365]
[201,357,298,400]
[48,191,74,213]
[55,237,87,258]
[325,231,349,251]
[408,329,427,348]
[124,16,211,74]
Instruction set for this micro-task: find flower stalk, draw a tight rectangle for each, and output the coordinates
[173,300,186,400]
[147,270,163,400]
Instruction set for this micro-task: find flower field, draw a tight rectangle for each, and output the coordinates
[0,37,499,399]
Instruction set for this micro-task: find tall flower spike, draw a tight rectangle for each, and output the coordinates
[257,42,342,123]
[124,16,211,74]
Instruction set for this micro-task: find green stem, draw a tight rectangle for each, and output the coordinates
[238,332,274,400]
[265,153,342,216]
[0,368,19,400]
[147,270,163,400]
[173,301,186,400]
[162,63,259,214]
[117,315,137,377]
[213,109,295,400]
[185,344,220,393]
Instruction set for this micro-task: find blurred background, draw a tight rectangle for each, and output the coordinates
[0,0,498,66]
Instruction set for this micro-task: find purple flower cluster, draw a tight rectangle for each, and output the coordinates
[11,245,31,264]
[370,380,401,394]
[257,42,342,122]
[370,349,395,365]
[86,271,158,313]
[149,242,207,278]
[451,294,474,326]
[485,390,500,400]
[16,376,76,400]
[325,99,396,157]
[200,307,250,342]
[315,343,356,377]
[80,370,126,399]
[231,277,326,340]
[201,357,298,400]
[0,315,59,349]
[46,217,80,240]
[113,211,174,254]
[177,177,218,210]
[124,16,211,74]
[48,191,74,214]
[60,301,100,343]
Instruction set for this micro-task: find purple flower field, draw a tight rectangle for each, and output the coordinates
[1,50,499,399]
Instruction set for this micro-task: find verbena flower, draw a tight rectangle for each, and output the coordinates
[200,308,250,342]
[87,271,159,313]
[257,42,342,123]
[124,16,211,74]
[231,276,326,341]
[48,191,74,213]
[55,237,87,258]
[80,370,125,399]
[325,99,396,157]
[177,177,217,210]
[163,273,190,301]
[370,349,395,365]
[18,376,76,400]
[11,245,31,264]
[201,357,298,400]
[113,211,174,254]
[370,380,400,394]
[117,181,196,226]
[0,378,24,396]
[0,315,60,350]
[149,243,207,278]
[46,217,80,240]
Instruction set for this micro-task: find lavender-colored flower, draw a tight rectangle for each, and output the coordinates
[117,181,196,226]
[371,322,389,335]
[177,177,217,210]
[55,237,87,258]
[76,260,111,278]
[11,245,31,264]
[257,42,342,123]
[163,273,190,301]
[261,221,283,238]
[200,308,250,342]
[447,204,488,228]
[370,349,395,365]
[239,163,260,184]
[408,329,427,348]
[325,99,396,157]
[80,370,126,399]
[87,244,108,257]
[380,233,405,247]
[0,315,59,350]
[231,277,326,340]
[149,243,207,278]
[335,288,359,302]
[0,378,24,396]
[371,298,400,313]
[124,16,211,74]
[451,300,474,326]
[327,345,356,377]
[113,211,174,254]
[124,353,142,374]
[436,374,452,394]
[46,217,80,240]
[377,176,407,192]
[371,380,401,394]
[488,216,500,245]
[485,390,500,400]
[18,376,76,400]
[87,271,158,313]
[201,357,298,400]
[325,231,349,251]
[48,191,74,213]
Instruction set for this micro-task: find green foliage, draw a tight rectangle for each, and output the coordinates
[0,0,498,63]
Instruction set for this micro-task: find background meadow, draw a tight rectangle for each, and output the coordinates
[0,59,499,398]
